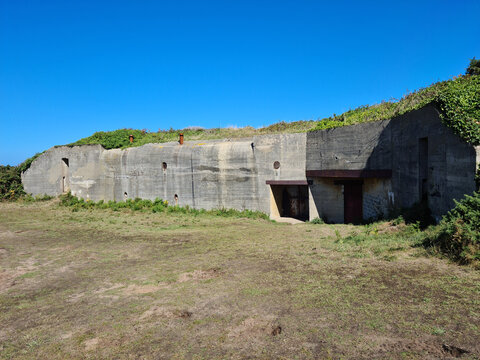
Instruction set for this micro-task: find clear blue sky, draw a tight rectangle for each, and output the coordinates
[1,0,479,165]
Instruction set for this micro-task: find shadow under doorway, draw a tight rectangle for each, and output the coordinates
[270,184,309,221]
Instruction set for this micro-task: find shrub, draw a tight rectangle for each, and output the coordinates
[437,75,480,145]
[0,165,25,201]
[59,192,81,206]
[423,192,480,267]
[309,217,324,224]
[466,57,480,76]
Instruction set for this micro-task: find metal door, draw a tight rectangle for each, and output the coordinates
[344,182,363,224]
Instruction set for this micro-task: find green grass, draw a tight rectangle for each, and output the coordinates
[17,272,38,279]
[58,192,270,220]
[0,201,479,359]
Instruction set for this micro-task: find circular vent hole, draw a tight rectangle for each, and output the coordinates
[162,162,167,170]
[273,161,280,169]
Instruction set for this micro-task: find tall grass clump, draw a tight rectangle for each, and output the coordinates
[59,192,269,220]
[423,192,480,268]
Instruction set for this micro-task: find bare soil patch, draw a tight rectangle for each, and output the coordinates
[228,316,281,339]
[377,221,407,234]
[122,283,168,295]
[0,270,16,293]
[177,268,220,282]
[84,337,99,351]
[140,305,193,320]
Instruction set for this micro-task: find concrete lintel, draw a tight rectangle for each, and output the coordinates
[306,169,392,179]
[266,180,311,185]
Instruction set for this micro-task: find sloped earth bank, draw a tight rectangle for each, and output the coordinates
[0,201,479,359]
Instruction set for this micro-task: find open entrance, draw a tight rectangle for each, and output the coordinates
[342,181,363,224]
[61,158,69,193]
[268,181,309,221]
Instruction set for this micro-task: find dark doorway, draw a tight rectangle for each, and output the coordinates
[61,158,69,193]
[272,185,309,221]
[344,181,363,224]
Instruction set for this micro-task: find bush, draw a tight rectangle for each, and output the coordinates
[423,192,480,267]
[0,166,25,201]
[309,217,324,224]
[23,194,54,203]
[466,57,480,76]
[437,75,480,145]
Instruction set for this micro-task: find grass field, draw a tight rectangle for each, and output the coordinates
[0,201,479,359]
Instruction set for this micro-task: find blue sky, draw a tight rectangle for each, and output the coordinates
[1,0,479,165]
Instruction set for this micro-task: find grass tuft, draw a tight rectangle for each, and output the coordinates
[58,192,269,220]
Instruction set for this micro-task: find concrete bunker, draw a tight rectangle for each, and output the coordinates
[20,108,479,223]
[267,180,310,221]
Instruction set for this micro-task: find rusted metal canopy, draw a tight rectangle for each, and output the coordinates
[266,180,311,185]
[306,169,392,178]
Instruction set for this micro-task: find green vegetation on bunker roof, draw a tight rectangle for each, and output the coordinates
[66,72,479,150]
[64,121,317,150]
[312,74,480,145]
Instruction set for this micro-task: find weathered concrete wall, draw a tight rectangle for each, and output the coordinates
[306,119,391,170]
[309,178,344,223]
[22,105,477,222]
[363,178,392,220]
[21,145,105,199]
[307,105,478,221]
[22,134,306,214]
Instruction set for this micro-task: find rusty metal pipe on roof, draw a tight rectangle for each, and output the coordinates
[129,134,134,143]
[179,133,184,145]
